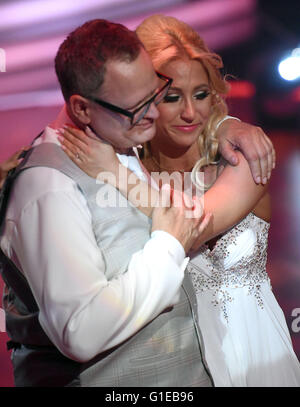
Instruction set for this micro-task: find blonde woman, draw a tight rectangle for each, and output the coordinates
[59,15,300,386]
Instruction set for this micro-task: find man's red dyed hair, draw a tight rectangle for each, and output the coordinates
[55,19,144,102]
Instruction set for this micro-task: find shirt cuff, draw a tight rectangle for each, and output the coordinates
[151,230,189,270]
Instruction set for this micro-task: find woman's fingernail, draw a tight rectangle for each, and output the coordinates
[263,177,267,184]
[86,126,94,135]
[255,176,261,184]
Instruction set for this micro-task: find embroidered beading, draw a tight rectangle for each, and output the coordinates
[187,213,271,322]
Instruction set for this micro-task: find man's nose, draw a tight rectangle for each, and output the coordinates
[145,101,160,120]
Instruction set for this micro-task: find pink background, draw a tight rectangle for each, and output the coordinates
[0,0,299,387]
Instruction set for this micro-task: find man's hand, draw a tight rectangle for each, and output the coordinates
[151,185,212,254]
[217,119,276,185]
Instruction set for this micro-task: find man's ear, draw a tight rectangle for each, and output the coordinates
[69,95,91,125]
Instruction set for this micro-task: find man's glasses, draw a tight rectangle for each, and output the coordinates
[87,72,172,126]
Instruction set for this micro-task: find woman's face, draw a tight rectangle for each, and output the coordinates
[155,58,213,150]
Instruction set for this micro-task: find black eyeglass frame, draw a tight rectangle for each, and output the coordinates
[86,72,173,126]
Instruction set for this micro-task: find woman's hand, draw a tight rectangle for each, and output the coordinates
[0,146,30,188]
[58,125,158,217]
[58,125,120,178]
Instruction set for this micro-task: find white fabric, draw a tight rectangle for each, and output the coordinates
[188,212,300,387]
[117,152,148,183]
[0,125,189,363]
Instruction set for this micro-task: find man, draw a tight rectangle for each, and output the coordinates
[0,19,274,387]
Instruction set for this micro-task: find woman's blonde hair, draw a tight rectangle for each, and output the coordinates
[136,14,230,189]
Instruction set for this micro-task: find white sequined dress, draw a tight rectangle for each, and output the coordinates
[188,212,300,386]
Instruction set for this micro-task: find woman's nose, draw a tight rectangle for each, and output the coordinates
[180,99,195,122]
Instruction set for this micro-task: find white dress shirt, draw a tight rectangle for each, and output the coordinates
[0,125,189,362]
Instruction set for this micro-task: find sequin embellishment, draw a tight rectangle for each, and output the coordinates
[187,213,271,322]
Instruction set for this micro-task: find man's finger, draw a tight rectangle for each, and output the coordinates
[159,184,172,209]
[219,141,239,166]
[198,213,212,234]
[258,147,269,184]
[264,134,276,172]
[272,147,276,169]
[264,138,273,180]
[248,156,262,184]
[185,196,203,219]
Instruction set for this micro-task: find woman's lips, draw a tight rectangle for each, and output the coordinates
[173,123,201,133]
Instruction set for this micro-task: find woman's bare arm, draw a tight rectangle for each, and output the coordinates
[58,127,269,248]
[190,152,269,249]
[58,125,159,217]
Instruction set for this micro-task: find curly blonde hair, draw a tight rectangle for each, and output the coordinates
[136,14,230,188]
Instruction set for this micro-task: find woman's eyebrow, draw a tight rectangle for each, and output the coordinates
[168,84,209,92]
[194,84,210,91]
[168,86,182,92]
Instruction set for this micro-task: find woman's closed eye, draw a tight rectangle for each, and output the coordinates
[163,93,180,103]
[194,90,210,100]
[163,90,211,103]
